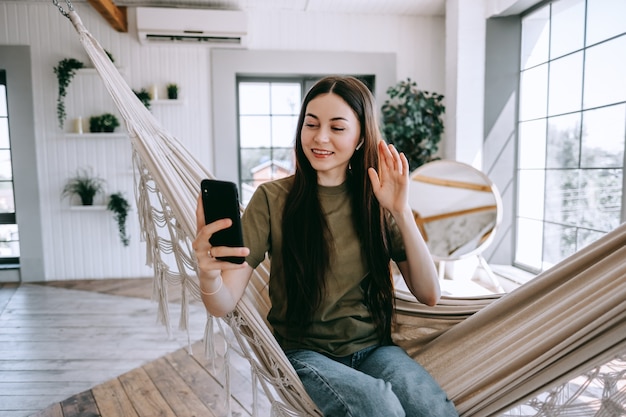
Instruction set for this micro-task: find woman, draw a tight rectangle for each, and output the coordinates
[193,75,458,416]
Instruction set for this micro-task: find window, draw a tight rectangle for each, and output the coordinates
[237,77,304,205]
[237,75,375,205]
[516,0,626,273]
[0,70,19,264]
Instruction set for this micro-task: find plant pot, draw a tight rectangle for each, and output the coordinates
[167,90,178,100]
[81,195,94,206]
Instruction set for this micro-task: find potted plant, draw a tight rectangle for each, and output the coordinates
[54,58,84,129]
[62,168,106,206]
[107,192,131,246]
[133,88,151,109]
[166,83,179,100]
[89,113,120,133]
[381,78,445,171]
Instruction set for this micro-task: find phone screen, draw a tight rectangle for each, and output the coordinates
[201,179,245,264]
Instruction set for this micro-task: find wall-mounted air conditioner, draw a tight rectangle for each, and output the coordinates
[136,7,248,47]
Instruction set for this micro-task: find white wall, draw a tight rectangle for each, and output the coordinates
[0,1,445,280]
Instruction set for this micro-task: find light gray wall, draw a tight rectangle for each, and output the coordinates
[211,49,396,184]
[0,45,45,281]
[482,16,522,265]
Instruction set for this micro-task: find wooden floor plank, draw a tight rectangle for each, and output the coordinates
[118,368,177,417]
[60,390,99,417]
[92,378,139,417]
[28,401,63,417]
[165,345,249,416]
[143,356,217,417]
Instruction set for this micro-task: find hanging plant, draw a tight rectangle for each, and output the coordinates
[107,192,131,246]
[54,58,84,129]
[133,88,151,110]
[381,78,445,171]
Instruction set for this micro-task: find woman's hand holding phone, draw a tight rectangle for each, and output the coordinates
[193,190,251,317]
[194,204,249,275]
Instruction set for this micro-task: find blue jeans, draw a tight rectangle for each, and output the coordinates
[286,345,458,417]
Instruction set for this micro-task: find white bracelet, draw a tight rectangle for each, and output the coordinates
[200,276,223,296]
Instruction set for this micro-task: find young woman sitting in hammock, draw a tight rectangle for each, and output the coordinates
[193,75,458,417]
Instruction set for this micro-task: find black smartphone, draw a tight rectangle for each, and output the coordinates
[200,179,245,264]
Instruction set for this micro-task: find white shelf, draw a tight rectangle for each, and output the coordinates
[69,205,107,211]
[65,132,127,139]
[152,99,184,105]
[77,67,126,75]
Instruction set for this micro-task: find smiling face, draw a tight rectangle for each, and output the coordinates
[300,93,362,186]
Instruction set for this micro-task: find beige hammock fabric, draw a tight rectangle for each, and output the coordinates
[60,6,625,417]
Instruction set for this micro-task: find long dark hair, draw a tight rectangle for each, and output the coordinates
[281,76,395,342]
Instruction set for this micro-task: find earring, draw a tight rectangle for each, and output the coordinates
[356,139,364,150]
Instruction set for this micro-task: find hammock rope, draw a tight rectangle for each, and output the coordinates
[55,4,626,416]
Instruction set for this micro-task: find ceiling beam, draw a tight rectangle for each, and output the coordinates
[87,0,128,33]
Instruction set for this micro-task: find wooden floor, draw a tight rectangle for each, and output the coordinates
[0,279,270,417]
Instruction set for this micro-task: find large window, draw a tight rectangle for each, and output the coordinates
[0,70,19,264]
[237,75,374,205]
[516,0,626,272]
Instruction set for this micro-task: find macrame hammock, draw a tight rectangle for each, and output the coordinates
[55,3,626,416]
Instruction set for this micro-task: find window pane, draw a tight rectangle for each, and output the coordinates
[545,169,580,226]
[270,83,301,115]
[0,118,9,149]
[519,64,548,121]
[240,115,271,148]
[546,113,580,169]
[583,35,626,109]
[272,115,298,148]
[273,146,296,178]
[0,85,6,117]
[543,222,577,268]
[581,104,626,168]
[548,52,583,116]
[515,218,544,270]
[0,150,12,181]
[0,224,19,257]
[240,148,272,182]
[239,83,270,114]
[519,119,547,169]
[0,182,14,213]
[518,170,546,220]
[586,0,626,46]
[580,169,622,232]
[577,228,605,251]
[521,5,550,69]
[550,0,585,59]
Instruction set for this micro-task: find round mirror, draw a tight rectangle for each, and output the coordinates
[409,160,502,262]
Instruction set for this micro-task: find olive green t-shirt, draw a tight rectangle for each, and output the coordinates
[241,176,405,357]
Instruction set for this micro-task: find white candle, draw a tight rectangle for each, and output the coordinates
[74,116,83,134]
[150,84,158,100]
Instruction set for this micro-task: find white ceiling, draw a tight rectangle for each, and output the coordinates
[40,0,446,16]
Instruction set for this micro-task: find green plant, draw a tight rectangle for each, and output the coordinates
[105,49,115,63]
[107,192,131,246]
[62,168,106,206]
[166,83,179,99]
[133,88,151,109]
[89,113,120,133]
[381,78,445,171]
[54,58,84,129]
